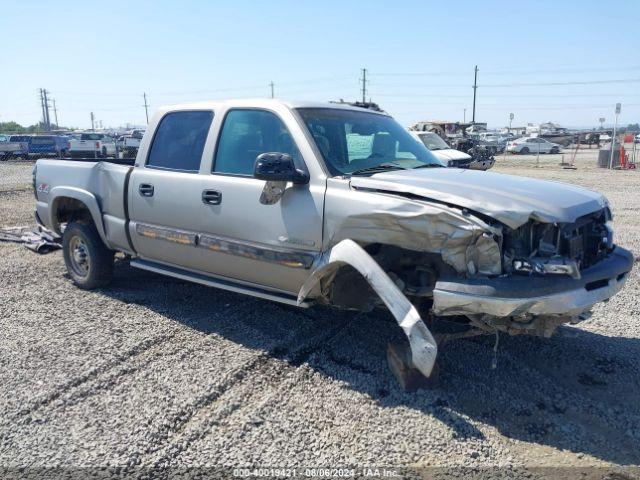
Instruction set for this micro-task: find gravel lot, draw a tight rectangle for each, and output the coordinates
[0,152,639,478]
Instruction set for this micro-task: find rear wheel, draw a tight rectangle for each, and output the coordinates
[63,221,114,289]
[520,147,530,154]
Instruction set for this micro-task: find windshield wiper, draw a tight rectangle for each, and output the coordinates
[412,163,445,169]
[349,163,406,176]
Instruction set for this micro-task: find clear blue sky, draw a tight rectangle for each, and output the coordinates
[1,0,638,130]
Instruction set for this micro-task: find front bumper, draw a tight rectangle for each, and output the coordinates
[433,247,633,318]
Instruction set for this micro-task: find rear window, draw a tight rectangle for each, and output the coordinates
[10,136,31,142]
[80,133,104,141]
[147,110,213,172]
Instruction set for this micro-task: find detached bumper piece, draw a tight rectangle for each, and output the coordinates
[433,247,633,318]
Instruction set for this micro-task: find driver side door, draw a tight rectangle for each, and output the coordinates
[198,108,325,294]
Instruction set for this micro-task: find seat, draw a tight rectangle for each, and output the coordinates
[371,133,396,158]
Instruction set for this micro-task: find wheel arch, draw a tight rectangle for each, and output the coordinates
[297,239,438,377]
[48,187,109,245]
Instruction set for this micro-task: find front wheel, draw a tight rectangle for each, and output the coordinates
[550,146,559,154]
[520,147,530,154]
[63,221,114,289]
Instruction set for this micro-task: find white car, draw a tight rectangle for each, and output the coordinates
[410,131,473,168]
[507,137,561,154]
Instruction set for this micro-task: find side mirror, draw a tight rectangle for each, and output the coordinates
[253,152,309,185]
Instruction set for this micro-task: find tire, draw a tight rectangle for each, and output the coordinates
[62,221,114,289]
[101,147,108,158]
[550,146,559,154]
[520,147,530,154]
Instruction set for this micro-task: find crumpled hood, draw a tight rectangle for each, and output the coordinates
[350,168,608,229]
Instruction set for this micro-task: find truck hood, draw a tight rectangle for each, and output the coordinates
[430,149,472,161]
[349,168,608,229]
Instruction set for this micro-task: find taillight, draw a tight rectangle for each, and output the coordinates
[96,141,100,148]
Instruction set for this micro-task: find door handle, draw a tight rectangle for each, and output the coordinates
[139,183,154,197]
[202,189,222,205]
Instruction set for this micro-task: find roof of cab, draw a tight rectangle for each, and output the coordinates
[158,98,388,115]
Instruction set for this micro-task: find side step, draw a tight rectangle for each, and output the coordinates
[130,259,310,308]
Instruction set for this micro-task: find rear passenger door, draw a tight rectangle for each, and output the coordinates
[128,110,214,271]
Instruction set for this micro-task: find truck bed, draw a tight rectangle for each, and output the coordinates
[34,158,133,252]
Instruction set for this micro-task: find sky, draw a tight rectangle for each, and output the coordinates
[1,0,638,130]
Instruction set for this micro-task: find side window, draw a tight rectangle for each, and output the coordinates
[214,109,301,176]
[147,110,213,172]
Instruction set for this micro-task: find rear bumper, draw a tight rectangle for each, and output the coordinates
[433,247,633,318]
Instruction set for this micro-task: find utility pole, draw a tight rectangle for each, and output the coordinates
[609,103,621,169]
[90,112,95,131]
[471,65,478,124]
[52,99,59,128]
[269,81,275,98]
[43,89,51,131]
[142,93,150,124]
[463,108,466,123]
[360,68,367,104]
[599,117,605,130]
[39,89,47,131]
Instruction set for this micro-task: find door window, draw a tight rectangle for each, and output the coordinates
[214,109,301,176]
[147,110,213,172]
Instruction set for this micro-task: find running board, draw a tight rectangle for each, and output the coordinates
[130,259,310,308]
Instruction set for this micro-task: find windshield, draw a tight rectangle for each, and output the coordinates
[296,108,443,176]
[415,132,450,151]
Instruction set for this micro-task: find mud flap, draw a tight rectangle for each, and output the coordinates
[297,239,438,378]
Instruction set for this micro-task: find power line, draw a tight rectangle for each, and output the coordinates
[373,65,640,77]
[370,78,640,88]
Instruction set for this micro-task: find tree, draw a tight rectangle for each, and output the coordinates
[0,121,26,134]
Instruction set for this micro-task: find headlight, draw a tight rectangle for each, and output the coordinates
[605,221,614,249]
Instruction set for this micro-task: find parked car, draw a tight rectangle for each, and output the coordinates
[68,132,117,158]
[410,131,471,168]
[478,132,507,152]
[507,137,561,154]
[33,99,632,382]
[121,129,146,158]
[410,131,493,170]
[0,135,29,160]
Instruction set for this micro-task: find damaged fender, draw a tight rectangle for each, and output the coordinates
[297,239,438,377]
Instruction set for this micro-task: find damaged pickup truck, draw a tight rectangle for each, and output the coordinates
[33,99,633,382]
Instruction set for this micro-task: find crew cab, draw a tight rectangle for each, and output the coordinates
[68,132,116,158]
[33,99,633,382]
[28,135,71,158]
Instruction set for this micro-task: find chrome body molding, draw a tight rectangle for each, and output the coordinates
[134,222,316,269]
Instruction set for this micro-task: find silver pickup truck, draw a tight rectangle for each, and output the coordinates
[33,99,633,382]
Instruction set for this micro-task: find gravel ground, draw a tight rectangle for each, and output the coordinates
[0,154,639,478]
